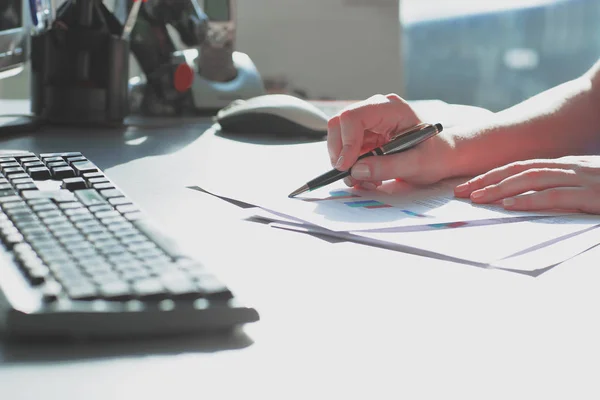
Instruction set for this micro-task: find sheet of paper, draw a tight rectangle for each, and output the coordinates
[244,207,600,273]
[204,177,571,233]
[358,215,600,265]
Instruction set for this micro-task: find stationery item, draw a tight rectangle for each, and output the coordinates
[122,0,145,40]
[288,123,443,198]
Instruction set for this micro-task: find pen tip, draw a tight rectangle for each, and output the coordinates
[288,185,309,198]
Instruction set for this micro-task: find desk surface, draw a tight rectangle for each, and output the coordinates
[0,101,599,400]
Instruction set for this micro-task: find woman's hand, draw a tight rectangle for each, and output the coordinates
[327,94,455,190]
[454,156,600,214]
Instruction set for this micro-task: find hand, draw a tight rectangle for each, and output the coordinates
[454,156,600,214]
[327,94,454,190]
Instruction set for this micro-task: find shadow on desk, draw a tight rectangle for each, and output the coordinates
[0,328,253,364]
[0,116,215,172]
[214,129,325,146]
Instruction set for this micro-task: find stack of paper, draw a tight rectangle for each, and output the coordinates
[190,177,600,276]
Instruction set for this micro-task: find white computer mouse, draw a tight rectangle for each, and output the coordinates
[214,94,329,137]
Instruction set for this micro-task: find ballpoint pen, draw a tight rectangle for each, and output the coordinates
[288,122,444,198]
[122,0,145,40]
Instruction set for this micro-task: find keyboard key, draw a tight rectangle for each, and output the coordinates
[99,189,122,199]
[124,212,144,221]
[98,243,127,256]
[79,257,112,270]
[11,178,35,185]
[22,190,75,202]
[20,157,41,164]
[87,177,110,185]
[98,281,131,300]
[61,177,87,190]
[0,189,17,198]
[116,204,140,214]
[65,283,98,300]
[58,202,84,210]
[47,161,68,169]
[0,162,20,172]
[66,156,87,166]
[63,207,90,217]
[71,161,98,176]
[107,252,138,265]
[162,278,198,297]
[31,203,57,212]
[92,182,115,190]
[37,210,63,219]
[108,197,132,206]
[75,189,107,207]
[194,275,233,300]
[41,281,63,302]
[6,171,27,179]
[15,183,38,193]
[23,161,45,170]
[42,156,64,165]
[87,232,114,243]
[79,225,107,236]
[116,232,146,243]
[27,266,51,286]
[51,166,76,179]
[132,278,167,299]
[28,167,52,180]
[40,152,82,160]
[69,213,96,223]
[89,204,113,213]
[82,171,105,180]
[95,210,120,219]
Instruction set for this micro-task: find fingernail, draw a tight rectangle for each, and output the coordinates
[471,190,484,199]
[360,182,377,191]
[335,155,345,169]
[503,198,516,207]
[351,164,371,179]
[343,177,353,187]
[455,183,468,193]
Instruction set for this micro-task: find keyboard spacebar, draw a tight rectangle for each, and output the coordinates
[132,219,189,260]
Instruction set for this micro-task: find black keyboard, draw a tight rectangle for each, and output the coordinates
[0,152,259,339]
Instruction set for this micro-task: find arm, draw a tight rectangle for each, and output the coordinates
[448,59,600,177]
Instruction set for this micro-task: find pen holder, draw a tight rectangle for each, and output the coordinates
[30,0,130,127]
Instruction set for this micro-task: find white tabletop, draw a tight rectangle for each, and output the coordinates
[0,101,599,400]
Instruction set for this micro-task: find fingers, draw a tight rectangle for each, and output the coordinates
[454,160,571,198]
[342,176,382,191]
[327,118,342,166]
[349,149,421,182]
[502,187,593,212]
[468,168,579,204]
[327,94,421,171]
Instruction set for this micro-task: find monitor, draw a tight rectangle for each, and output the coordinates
[0,0,27,76]
[0,0,35,134]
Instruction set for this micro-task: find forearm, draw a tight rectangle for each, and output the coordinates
[447,61,600,177]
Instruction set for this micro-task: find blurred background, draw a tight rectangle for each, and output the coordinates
[1,0,599,113]
[402,0,600,111]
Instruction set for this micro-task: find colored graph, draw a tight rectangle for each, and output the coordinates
[428,221,468,229]
[306,190,429,218]
[344,200,393,209]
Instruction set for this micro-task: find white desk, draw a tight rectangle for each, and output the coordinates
[0,101,599,400]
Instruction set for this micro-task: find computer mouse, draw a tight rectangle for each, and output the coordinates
[214,94,329,137]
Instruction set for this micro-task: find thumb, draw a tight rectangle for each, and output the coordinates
[350,149,422,183]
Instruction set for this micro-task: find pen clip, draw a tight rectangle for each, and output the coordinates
[389,123,431,141]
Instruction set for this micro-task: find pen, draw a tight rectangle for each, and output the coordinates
[122,0,145,40]
[288,122,444,198]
